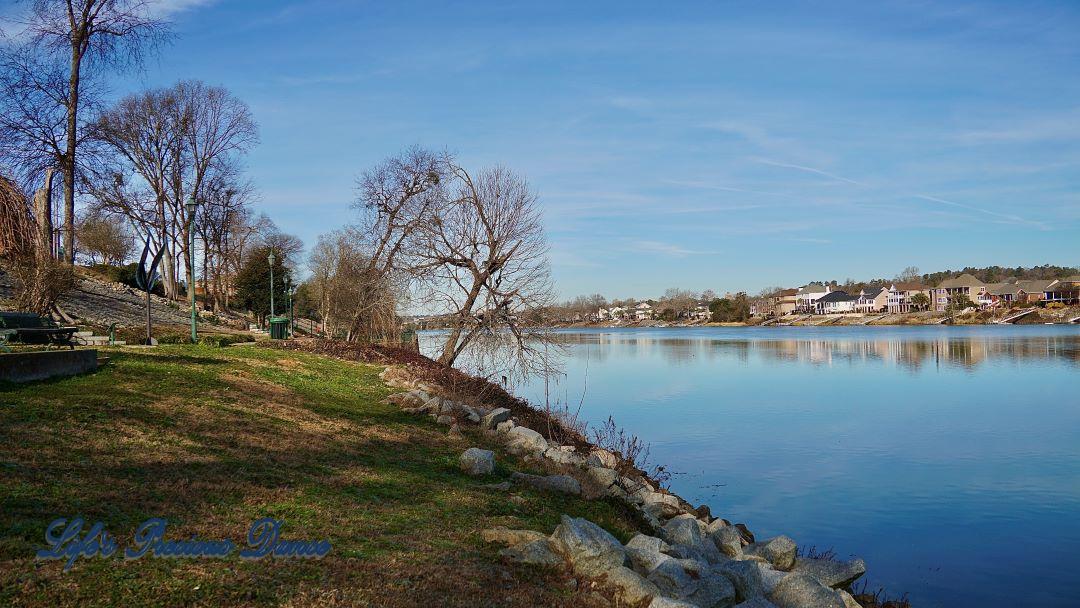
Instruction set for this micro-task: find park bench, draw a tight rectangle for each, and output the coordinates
[0,312,78,350]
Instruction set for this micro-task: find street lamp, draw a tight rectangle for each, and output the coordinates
[186,195,198,342]
[267,249,276,324]
[284,276,293,337]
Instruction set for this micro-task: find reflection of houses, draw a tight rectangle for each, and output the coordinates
[796,283,830,313]
[815,290,857,314]
[886,282,930,313]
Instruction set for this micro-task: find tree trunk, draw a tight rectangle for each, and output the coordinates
[33,168,55,262]
[62,45,82,265]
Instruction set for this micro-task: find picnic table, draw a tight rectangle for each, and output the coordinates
[0,312,78,350]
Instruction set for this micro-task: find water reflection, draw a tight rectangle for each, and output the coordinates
[547,328,1080,370]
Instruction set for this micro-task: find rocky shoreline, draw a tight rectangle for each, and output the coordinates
[379,364,872,608]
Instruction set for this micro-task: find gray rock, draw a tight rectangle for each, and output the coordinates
[767,574,845,608]
[587,448,619,468]
[551,515,627,577]
[734,598,779,608]
[459,448,495,475]
[627,545,673,576]
[581,466,619,498]
[838,590,861,608]
[646,558,696,597]
[505,425,548,455]
[627,533,672,554]
[684,569,736,608]
[710,526,744,557]
[790,557,866,588]
[605,565,662,604]
[718,559,783,599]
[663,516,724,564]
[745,536,797,571]
[481,527,548,546]
[544,446,586,467]
[648,597,700,608]
[495,420,515,434]
[512,472,581,495]
[482,407,512,429]
[499,538,564,566]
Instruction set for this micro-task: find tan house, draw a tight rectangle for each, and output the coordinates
[886,282,930,313]
[773,288,798,316]
[932,274,989,312]
[1045,276,1080,304]
[853,287,888,313]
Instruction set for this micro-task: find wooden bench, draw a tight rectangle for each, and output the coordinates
[0,312,78,350]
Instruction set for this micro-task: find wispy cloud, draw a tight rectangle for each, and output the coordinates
[632,240,720,257]
[751,157,866,186]
[146,0,218,18]
[913,194,1050,230]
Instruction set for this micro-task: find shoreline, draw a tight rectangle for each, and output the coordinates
[282,339,902,607]
[554,306,1080,330]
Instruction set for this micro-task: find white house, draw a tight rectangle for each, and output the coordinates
[796,283,831,313]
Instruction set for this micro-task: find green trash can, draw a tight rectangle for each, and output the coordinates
[268,317,289,340]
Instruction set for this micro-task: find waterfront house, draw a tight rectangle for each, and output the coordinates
[773,288,798,316]
[1045,276,1080,304]
[1016,279,1056,304]
[932,273,988,311]
[854,287,888,313]
[634,302,653,321]
[987,283,1026,307]
[815,290,857,314]
[886,282,930,313]
[796,283,830,313]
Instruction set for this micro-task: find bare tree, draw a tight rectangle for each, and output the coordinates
[76,209,131,264]
[308,229,398,341]
[417,164,556,377]
[3,0,169,264]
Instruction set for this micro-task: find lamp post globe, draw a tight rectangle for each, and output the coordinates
[186,195,198,342]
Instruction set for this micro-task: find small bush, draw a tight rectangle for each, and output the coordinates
[199,334,248,347]
[156,333,193,344]
[1047,302,1065,309]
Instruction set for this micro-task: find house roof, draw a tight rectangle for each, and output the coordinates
[938,273,985,288]
[858,287,885,299]
[797,283,827,295]
[889,281,927,292]
[1016,279,1057,293]
[817,291,855,304]
[779,288,799,297]
[988,283,1024,296]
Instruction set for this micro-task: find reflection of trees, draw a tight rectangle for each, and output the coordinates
[424,330,1080,375]
[540,331,1080,371]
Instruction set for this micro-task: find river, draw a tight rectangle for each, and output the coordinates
[421,325,1080,607]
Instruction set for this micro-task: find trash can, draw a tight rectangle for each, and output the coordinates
[268,317,289,340]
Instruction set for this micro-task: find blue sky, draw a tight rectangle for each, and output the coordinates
[8,0,1080,298]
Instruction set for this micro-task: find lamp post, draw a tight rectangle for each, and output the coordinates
[285,276,293,337]
[186,195,198,342]
[268,249,276,326]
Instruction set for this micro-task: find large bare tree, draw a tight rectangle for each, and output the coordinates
[418,164,555,375]
[2,0,169,264]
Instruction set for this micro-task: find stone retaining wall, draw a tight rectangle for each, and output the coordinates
[0,349,98,383]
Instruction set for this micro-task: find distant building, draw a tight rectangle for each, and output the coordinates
[932,273,989,311]
[886,282,930,313]
[773,288,798,316]
[815,290,857,314]
[1045,276,1080,304]
[796,283,830,313]
[853,287,888,313]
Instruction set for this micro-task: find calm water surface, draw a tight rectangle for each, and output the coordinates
[423,325,1080,607]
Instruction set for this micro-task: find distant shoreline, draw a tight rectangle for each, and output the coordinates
[554,306,1080,329]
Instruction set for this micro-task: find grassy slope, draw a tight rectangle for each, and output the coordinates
[0,345,640,607]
